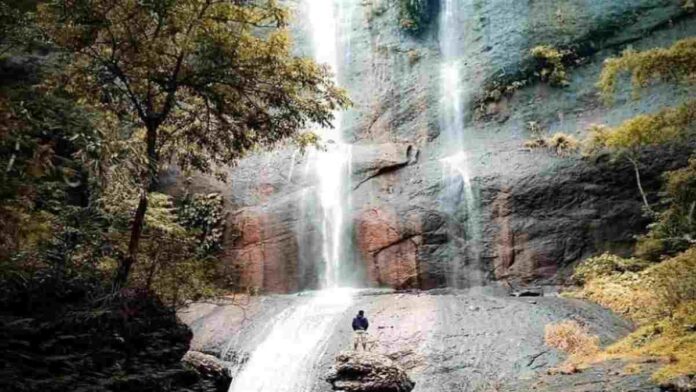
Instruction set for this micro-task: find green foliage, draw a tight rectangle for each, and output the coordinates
[0,2,42,55]
[648,248,696,312]
[178,193,225,256]
[399,0,435,34]
[584,100,696,155]
[570,248,696,381]
[637,158,696,260]
[37,0,350,286]
[597,38,696,103]
[530,45,571,87]
[573,252,652,284]
[120,193,222,307]
[38,0,349,177]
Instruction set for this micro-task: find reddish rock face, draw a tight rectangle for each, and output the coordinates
[492,189,514,279]
[225,209,300,294]
[356,207,421,289]
[491,188,558,283]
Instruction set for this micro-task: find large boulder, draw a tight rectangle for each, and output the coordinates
[182,351,232,392]
[0,285,217,392]
[326,351,415,392]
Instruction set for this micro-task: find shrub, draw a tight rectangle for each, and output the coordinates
[607,301,696,383]
[571,248,696,382]
[524,131,579,156]
[585,101,696,154]
[545,320,600,359]
[548,132,579,155]
[649,248,696,313]
[637,158,696,260]
[597,38,696,103]
[573,249,694,323]
[573,253,652,284]
[530,45,571,87]
[523,138,547,149]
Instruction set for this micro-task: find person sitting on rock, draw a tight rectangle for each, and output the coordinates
[352,310,369,351]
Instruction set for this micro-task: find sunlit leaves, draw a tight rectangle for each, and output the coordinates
[597,38,696,104]
[37,0,349,179]
[584,100,696,155]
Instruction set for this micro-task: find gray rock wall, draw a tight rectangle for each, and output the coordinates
[170,0,696,292]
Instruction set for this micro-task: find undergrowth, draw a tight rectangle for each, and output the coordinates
[545,320,600,374]
[563,248,696,383]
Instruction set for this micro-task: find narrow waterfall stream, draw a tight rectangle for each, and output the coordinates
[228,1,355,391]
[438,0,483,287]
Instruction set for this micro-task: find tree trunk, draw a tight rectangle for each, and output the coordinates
[628,156,652,214]
[114,191,148,289]
[113,124,159,290]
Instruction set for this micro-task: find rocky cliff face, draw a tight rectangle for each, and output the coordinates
[168,0,696,293]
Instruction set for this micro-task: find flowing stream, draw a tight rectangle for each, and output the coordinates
[227,1,355,391]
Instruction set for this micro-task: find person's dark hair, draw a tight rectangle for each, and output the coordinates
[358,310,364,316]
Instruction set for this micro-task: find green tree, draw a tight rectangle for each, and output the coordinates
[584,101,696,212]
[637,158,696,259]
[38,0,349,288]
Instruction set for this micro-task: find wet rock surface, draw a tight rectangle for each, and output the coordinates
[181,289,662,392]
[326,351,415,392]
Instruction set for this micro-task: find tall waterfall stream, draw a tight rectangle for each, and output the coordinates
[438,0,483,287]
[228,1,355,391]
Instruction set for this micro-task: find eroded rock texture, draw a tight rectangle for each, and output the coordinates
[326,351,415,392]
[163,0,696,293]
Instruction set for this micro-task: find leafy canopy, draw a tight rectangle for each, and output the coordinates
[37,0,350,287]
[37,0,349,178]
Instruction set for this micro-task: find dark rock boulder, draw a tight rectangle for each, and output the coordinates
[182,351,232,392]
[0,284,219,392]
[326,351,415,392]
[660,375,696,392]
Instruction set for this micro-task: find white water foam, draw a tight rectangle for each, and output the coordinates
[227,289,354,392]
[227,2,355,391]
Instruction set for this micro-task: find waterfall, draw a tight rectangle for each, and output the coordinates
[227,2,355,391]
[438,0,483,287]
[226,289,354,392]
[308,0,353,289]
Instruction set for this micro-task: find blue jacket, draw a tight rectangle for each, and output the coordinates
[352,315,369,331]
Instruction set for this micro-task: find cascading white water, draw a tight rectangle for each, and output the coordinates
[308,0,352,289]
[227,289,354,392]
[438,0,483,287]
[227,2,355,391]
